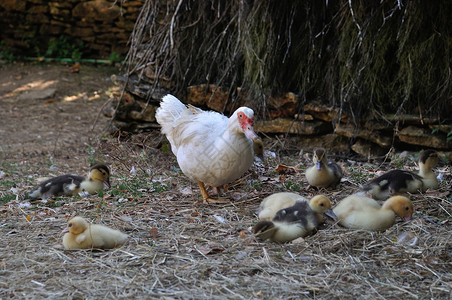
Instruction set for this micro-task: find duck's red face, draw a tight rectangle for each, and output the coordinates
[237,110,258,140]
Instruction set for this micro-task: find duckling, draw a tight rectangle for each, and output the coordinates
[418,149,439,190]
[28,164,110,200]
[305,147,343,188]
[253,193,335,243]
[333,194,413,231]
[62,216,128,250]
[360,150,439,200]
[359,170,422,200]
[253,137,264,160]
[257,192,305,221]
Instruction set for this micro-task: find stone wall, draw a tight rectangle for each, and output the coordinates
[0,0,144,58]
[103,76,452,159]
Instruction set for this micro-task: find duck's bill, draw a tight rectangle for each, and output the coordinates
[104,178,111,188]
[316,161,322,170]
[245,127,259,140]
[324,209,337,220]
[403,215,412,222]
[61,227,69,234]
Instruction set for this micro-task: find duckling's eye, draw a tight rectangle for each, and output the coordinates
[319,203,324,206]
[68,223,73,227]
[405,206,409,211]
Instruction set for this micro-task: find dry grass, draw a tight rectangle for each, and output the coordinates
[1,131,451,299]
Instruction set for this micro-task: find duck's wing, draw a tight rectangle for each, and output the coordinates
[362,170,422,193]
[327,161,343,179]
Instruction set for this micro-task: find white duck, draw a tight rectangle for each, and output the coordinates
[155,94,258,203]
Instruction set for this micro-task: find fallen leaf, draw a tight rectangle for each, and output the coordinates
[275,164,299,174]
[149,227,159,238]
[196,246,225,255]
[44,99,55,104]
[26,215,31,222]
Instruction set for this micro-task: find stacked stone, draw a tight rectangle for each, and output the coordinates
[0,0,143,57]
[103,76,452,156]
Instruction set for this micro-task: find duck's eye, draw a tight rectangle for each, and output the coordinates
[320,203,324,206]
[238,112,243,119]
[68,223,72,227]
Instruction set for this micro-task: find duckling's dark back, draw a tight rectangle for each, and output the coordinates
[327,161,343,183]
[29,174,85,198]
[273,201,319,230]
[362,169,422,192]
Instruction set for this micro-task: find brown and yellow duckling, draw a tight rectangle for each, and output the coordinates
[418,149,439,190]
[28,164,110,200]
[253,192,335,243]
[305,147,343,188]
[333,194,413,231]
[253,137,265,160]
[360,150,439,200]
[62,216,128,250]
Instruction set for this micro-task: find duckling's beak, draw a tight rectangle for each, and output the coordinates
[403,215,412,222]
[104,178,111,188]
[324,209,337,220]
[316,161,322,170]
[61,227,69,234]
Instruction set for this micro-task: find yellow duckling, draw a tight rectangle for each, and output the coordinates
[360,150,439,200]
[28,164,111,200]
[253,193,335,243]
[418,149,439,191]
[62,216,128,250]
[305,147,343,188]
[333,195,413,231]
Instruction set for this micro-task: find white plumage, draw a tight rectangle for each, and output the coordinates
[155,94,258,202]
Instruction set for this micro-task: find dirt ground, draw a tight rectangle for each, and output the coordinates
[0,63,451,299]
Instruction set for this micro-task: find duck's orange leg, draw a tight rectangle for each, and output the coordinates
[196,181,229,204]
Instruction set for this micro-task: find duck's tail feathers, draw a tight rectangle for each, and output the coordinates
[253,221,278,241]
[155,94,187,128]
[28,187,42,199]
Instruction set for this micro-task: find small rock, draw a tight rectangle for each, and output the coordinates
[18,88,57,101]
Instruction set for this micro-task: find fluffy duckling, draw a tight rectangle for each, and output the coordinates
[305,147,343,188]
[418,149,439,190]
[62,216,128,250]
[360,150,439,200]
[253,193,335,243]
[257,192,308,221]
[29,164,110,200]
[333,195,413,231]
[253,138,264,160]
[360,170,422,200]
